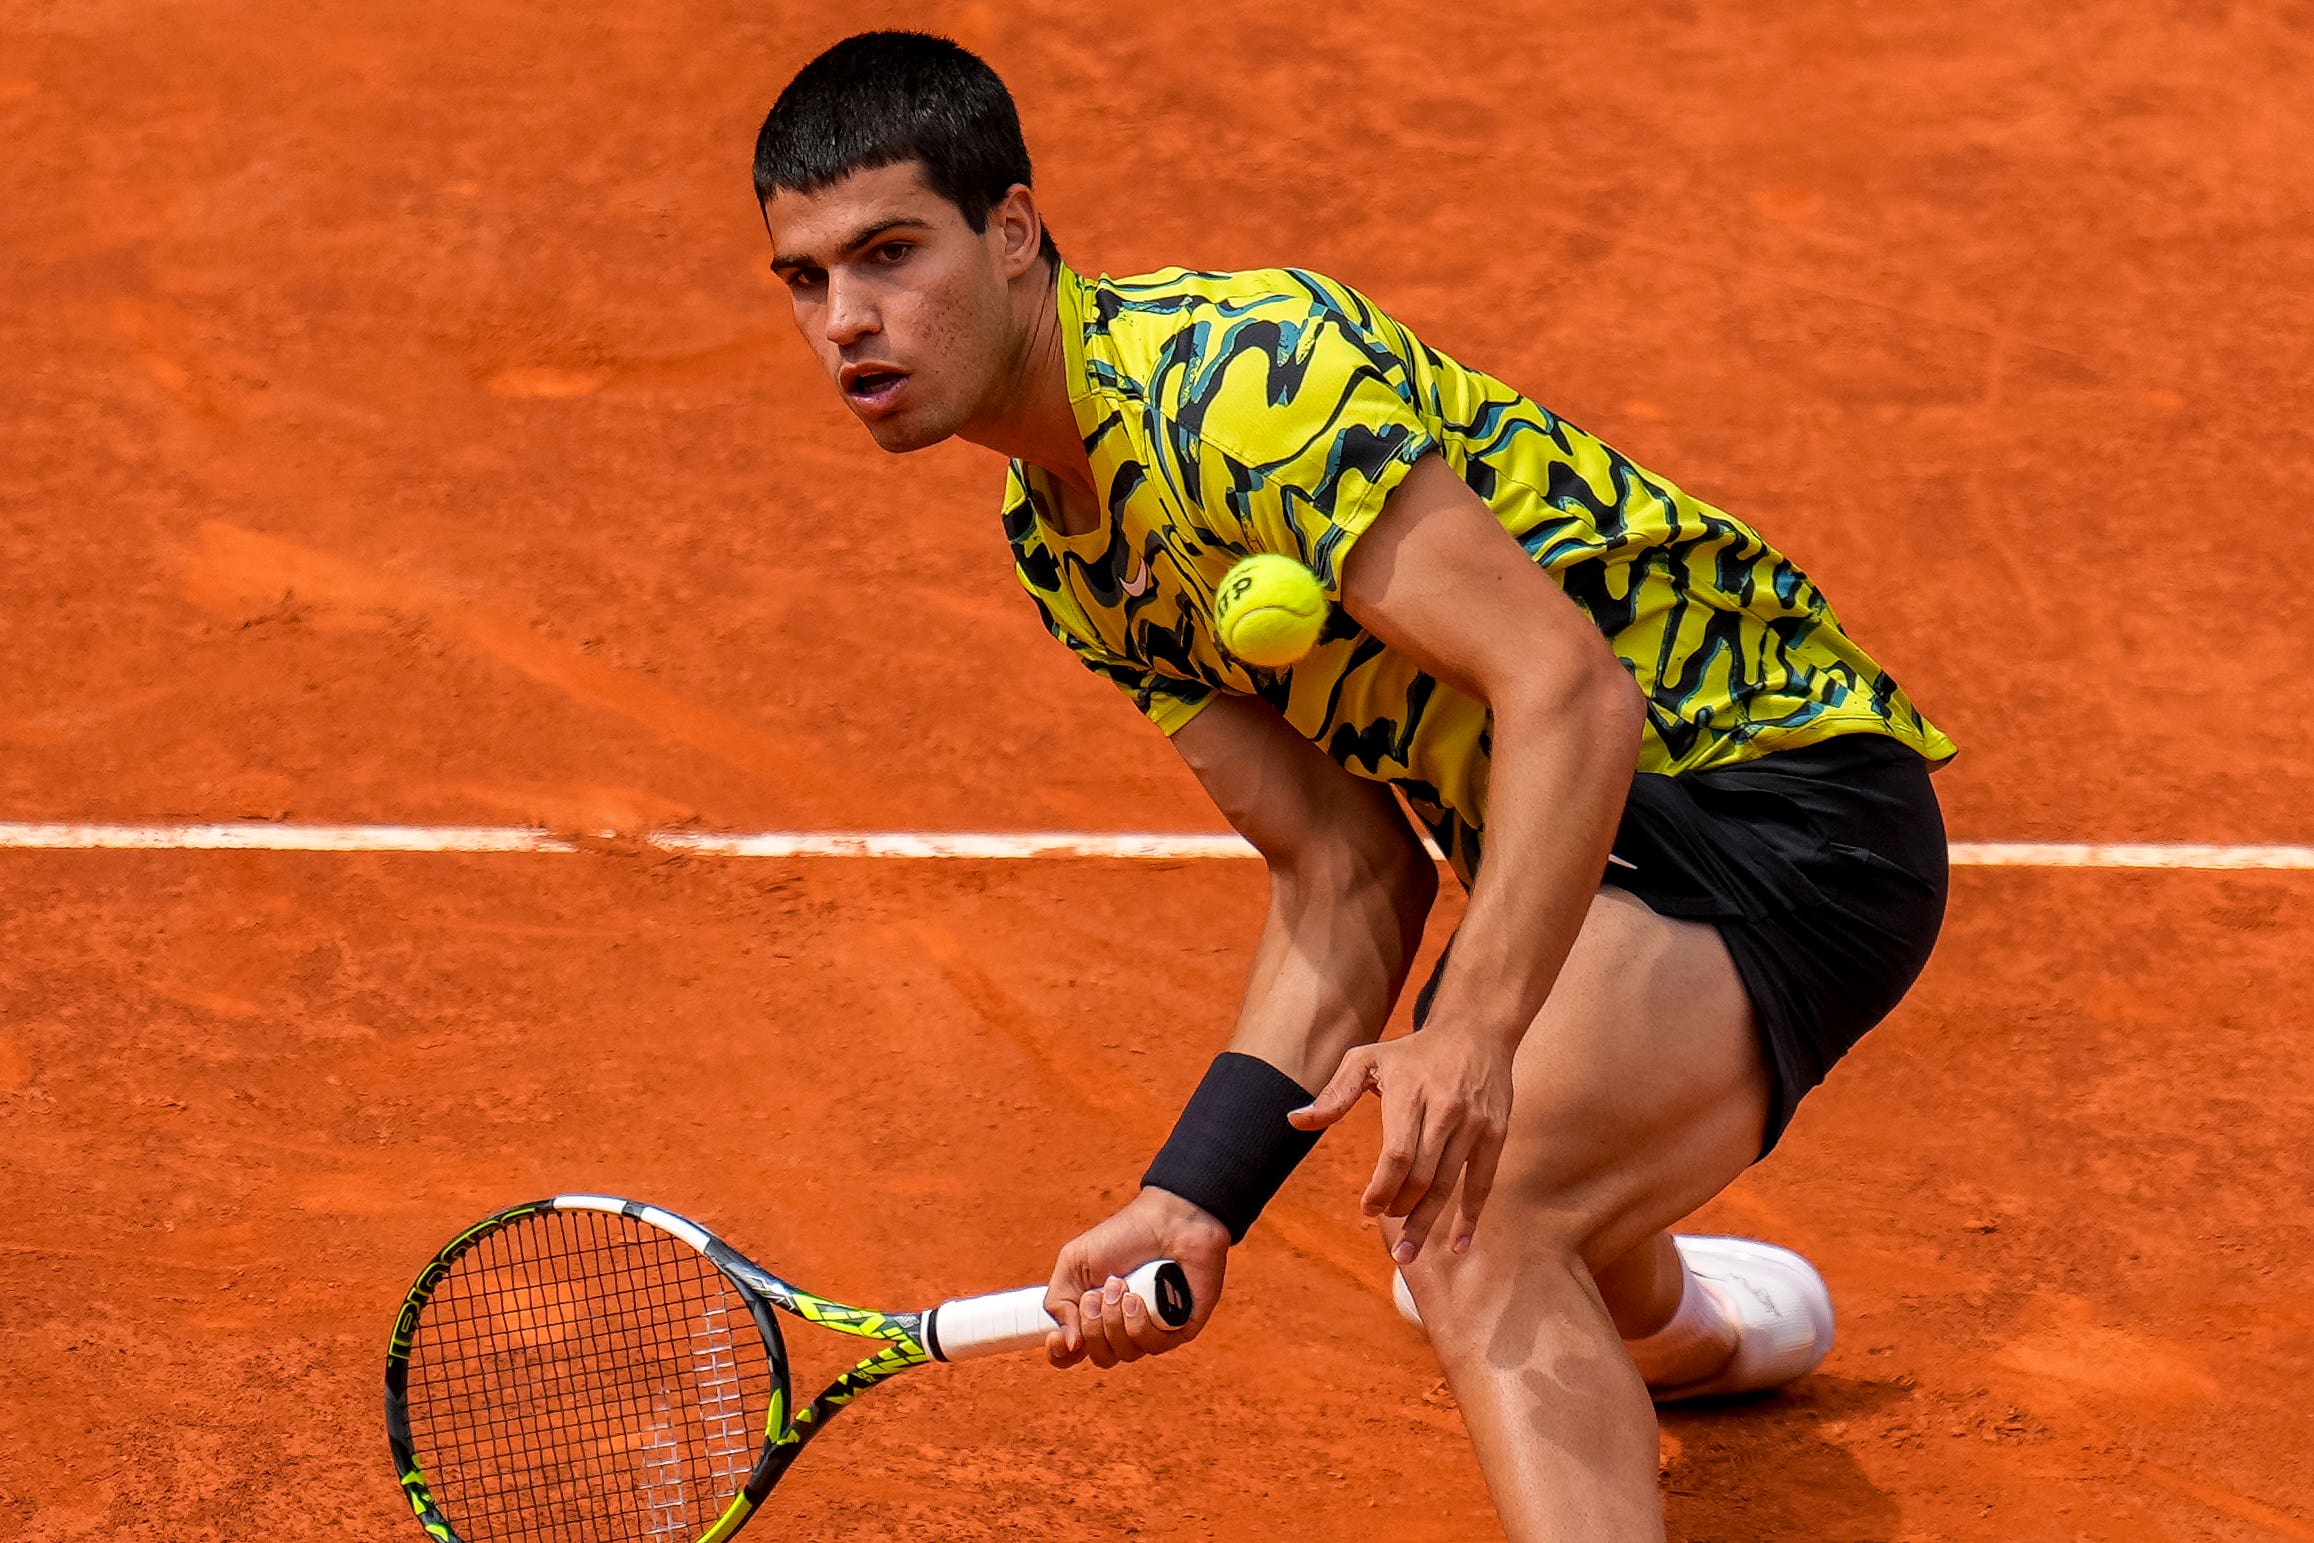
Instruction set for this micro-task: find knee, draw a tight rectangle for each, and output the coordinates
[1401,1237,1614,1373]
[1398,1201,1600,1364]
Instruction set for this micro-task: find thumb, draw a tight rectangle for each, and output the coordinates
[1045,1251,1088,1347]
[1287,1046,1378,1131]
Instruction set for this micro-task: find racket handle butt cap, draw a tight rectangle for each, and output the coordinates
[928,1259,1193,1362]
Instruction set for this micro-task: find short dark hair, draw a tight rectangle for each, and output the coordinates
[754,31,1059,267]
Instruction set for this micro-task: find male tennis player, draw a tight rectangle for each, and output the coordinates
[754,32,1953,1540]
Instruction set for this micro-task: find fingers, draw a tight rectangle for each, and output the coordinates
[1044,1251,1089,1366]
[1381,1101,1461,1221]
[1044,1323,1086,1368]
[1287,1045,1379,1131]
[1075,1275,1175,1368]
[1118,1278,1186,1356]
[1449,1127,1505,1256]
[1077,1284,1119,1368]
[1043,1189,1229,1371]
[1362,1097,1424,1219]
[1394,1127,1476,1263]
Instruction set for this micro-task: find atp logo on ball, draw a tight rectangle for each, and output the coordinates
[1214,554,1328,668]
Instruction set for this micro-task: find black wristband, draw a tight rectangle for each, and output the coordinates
[1141,1052,1322,1244]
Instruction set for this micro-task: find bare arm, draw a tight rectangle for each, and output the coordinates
[1171,691,1439,1088]
[1343,453,1642,1055]
[1045,451,1640,1358]
[1041,692,1438,1370]
[1290,453,1646,1259]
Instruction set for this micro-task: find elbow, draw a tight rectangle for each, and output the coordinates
[1331,830,1435,969]
[1266,810,1436,932]
[1358,807,1438,944]
[1592,662,1648,761]
[1492,652,1648,762]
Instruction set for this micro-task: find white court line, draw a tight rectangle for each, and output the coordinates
[0,822,572,854]
[1946,842,2314,870]
[657,829,1260,860]
[0,822,2309,869]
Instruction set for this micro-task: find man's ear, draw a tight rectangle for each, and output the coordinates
[991,184,1046,279]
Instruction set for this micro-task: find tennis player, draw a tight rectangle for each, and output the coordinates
[754,32,1953,1539]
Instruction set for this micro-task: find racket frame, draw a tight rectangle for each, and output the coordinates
[385,1193,1190,1543]
[384,1194,931,1543]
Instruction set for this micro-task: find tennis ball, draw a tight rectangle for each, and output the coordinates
[1214,553,1328,668]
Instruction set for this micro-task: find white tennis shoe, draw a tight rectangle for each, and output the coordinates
[1389,1233,1835,1402]
[1392,1262,1423,1329]
[1651,1235,1834,1401]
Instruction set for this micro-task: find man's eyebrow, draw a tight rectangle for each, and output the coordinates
[770,215,932,273]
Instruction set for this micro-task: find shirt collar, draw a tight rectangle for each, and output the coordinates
[1053,260,1094,406]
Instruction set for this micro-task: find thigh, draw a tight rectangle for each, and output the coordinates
[1481,886,1769,1273]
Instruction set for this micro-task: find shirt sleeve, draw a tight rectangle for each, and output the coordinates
[1176,305,1439,600]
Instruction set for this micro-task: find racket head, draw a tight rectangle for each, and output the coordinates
[384,1196,791,1543]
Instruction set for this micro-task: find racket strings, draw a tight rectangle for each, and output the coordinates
[403,1209,776,1542]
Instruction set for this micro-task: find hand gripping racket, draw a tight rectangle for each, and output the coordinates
[383,1194,1191,1543]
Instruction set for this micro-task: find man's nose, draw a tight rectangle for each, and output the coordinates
[824,273,879,347]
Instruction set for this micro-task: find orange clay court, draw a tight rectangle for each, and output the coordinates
[4,2,2312,1539]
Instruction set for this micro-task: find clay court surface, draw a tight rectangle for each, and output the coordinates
[5,1,2313,1538]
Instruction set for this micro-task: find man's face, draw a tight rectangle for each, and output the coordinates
[764,161,1019,453]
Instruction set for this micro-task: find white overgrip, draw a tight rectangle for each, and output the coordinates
[926,1260,1190,1362]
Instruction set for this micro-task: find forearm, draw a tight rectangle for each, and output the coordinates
[1224,811,1436,1089]
[1422,671,1643,1046]
[1143,696,1436,1241]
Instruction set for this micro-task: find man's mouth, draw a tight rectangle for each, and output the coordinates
[841,365,909,414]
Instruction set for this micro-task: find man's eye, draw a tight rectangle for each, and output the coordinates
[783,269,824,291]
[874,242,911,264]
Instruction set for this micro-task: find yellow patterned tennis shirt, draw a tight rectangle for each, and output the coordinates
[1003,263,1955,880]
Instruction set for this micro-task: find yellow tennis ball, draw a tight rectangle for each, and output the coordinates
[1214,553,1328,668]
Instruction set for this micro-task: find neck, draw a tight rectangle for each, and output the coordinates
[959,261,1095,497]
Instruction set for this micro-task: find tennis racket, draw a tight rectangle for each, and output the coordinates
[383,1193,1192,1543]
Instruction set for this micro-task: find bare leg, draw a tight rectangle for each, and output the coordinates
[1393,888,1770,1542]
[1592,1230,1686,1340]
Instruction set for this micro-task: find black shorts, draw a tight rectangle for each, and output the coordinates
[1412,733,1949,1157]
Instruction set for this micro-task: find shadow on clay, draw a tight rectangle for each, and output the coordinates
[1659,1374,1909,1543]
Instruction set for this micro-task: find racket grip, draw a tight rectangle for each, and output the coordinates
[926,1259,1194,1362]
